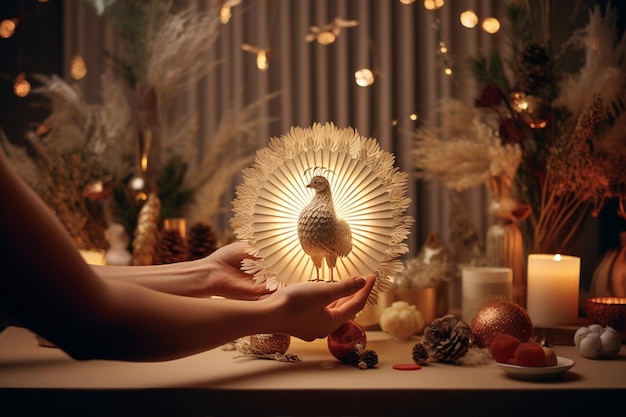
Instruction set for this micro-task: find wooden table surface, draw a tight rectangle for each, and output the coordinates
[1,326,624,417]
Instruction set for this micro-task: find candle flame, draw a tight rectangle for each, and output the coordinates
[553,254,562,261]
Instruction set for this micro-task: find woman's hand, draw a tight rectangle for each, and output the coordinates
[203,241,272,300]
[262,274,376,341]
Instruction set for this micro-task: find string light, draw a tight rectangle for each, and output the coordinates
[354,68,376,87]
[13,73,31,97]
[423,0,444,11]
[70,54,88,80]
[399,0,416,4]
[241,43,273,71]
[460,10,479,28]
[0,19,17,39]
[218,0,241,24]
[481,17,500,34]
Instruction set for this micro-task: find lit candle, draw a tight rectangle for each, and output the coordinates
[527,254,580,327]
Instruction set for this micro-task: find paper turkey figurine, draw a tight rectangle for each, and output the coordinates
[231,122,413,304]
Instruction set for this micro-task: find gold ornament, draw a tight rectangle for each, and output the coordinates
[131,193,161,266]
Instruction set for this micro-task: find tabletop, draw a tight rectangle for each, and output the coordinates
[0,326,624,417]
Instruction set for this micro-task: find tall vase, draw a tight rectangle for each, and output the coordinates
[486,220,525,306]
[485,176,530,307]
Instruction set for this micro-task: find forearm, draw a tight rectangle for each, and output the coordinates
[61,280,276,362]
[92,260,211,298]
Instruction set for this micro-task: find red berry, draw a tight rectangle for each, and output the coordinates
[490,333,522,363]
[514,342,546,367]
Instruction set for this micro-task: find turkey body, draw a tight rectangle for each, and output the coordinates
[298,175,352,281]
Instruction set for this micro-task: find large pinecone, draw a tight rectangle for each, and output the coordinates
[155,229,188,264]
[422,315,473,364]
[187,222,218,260]
[514,42,552,96]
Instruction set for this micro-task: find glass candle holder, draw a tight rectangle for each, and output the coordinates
[586,297,626,342]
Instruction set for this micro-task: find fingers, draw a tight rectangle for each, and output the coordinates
[328,274,376,320]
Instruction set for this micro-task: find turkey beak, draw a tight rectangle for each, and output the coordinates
[306,182,313,188]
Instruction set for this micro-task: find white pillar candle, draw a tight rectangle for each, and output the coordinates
[526,254,580,327]
[462,267,513,323]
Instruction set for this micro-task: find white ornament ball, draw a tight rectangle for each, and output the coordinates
[579,332,602,359]
[599,327,621,357]
[575,325,621,359]
[379,301,424,340]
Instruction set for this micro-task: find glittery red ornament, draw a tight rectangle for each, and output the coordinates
[471,301,533,348]
[327,320,367,361]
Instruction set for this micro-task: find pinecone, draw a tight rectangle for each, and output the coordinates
[340,350,362,366]
[188,222,218,260]
[358,350,378,369]
[422,315,473,364]
[515,42,551,95]
[155,229,188,264]
[412,342,430,365]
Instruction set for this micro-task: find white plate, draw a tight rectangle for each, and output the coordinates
[496,356,575,380]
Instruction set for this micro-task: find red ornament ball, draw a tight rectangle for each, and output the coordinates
[327,320,367,361]
[471,301,533,348]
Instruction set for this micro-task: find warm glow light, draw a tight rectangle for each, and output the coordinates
[13,73,31,97]
[256,51,269,71]
[79,249,106,265]
[481,17,500,34]
[354,68,375,87]
[409,113,418,121]
[399,0,416,4]
[129,176,145,191]
[527,254,580,327]
[316,31,336,45]
[423,0,444,10]
[70,54,88,80]
[439,41,448,53]
[444,67,453,76]
[220,5,232,24]
[460,10,478,28]
[0,19,16,38]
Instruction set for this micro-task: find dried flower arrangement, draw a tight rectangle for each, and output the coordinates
[1,0,273,251]
[412,2,626,254]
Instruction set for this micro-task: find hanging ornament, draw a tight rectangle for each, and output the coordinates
[305,17,358,45]
[231,123,414,304]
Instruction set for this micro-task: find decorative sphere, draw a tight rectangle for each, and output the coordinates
[249,333,291,355]
[471,301,533,348]
[327,320,367,361]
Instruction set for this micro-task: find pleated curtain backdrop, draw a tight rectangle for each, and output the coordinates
[62,0,505,255]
